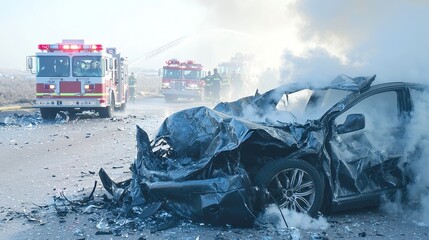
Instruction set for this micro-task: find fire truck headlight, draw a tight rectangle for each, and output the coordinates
[49,84,55,90]
[162,82,170,88]
[85,84,95,90]
[189,83,198,89]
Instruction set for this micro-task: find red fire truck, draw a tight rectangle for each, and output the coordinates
[26,39,129,119]
[160,59,205,102]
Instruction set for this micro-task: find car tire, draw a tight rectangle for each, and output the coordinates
[255,158,324,217]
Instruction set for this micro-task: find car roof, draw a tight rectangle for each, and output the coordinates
[361,81,428,93]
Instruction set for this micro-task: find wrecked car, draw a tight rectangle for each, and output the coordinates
[100,74,427,227]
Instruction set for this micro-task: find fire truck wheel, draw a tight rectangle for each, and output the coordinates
[118,102,126,112]
[99,95,114,118]
[40,108,58,120]
[68,111,77,119]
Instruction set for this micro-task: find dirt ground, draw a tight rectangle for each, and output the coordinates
[1,97,428,239]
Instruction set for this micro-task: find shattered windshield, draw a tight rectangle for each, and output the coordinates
[271,88,351,124]
[36,56,70,77]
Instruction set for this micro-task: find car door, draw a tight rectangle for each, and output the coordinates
[327,88,407,199]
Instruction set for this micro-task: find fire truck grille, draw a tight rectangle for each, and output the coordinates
[60,81,81,93]
[172,81,184,91]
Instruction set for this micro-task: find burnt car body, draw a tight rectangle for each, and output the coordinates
[101,75,427,226]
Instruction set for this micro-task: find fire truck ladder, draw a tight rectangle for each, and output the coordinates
[130,36,188,66]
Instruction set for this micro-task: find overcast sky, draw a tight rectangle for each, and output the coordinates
[1,0,428,85]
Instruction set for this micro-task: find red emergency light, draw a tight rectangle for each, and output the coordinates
[167,59,180,65]
[38,44,50,51]
[37,43,103,52]
[61,44,82,51]
[90,44,103,51]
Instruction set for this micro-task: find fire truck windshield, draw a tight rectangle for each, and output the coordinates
[183,70,201,80]
[163,68,181,79]
[36,56,70,77]
[72,56,104,77]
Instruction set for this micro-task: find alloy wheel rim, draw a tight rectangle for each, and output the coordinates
[267,168,315,213]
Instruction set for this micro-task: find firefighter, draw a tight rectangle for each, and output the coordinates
[88,60,101,76]
[128,72,136,102]
[203,71,212,102]
[211,68,222,102]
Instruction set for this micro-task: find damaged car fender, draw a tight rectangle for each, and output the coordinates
[142,173,257,227]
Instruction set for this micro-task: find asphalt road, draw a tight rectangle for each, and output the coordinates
[0,96,428,239]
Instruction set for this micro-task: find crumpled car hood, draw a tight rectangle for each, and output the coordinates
[128,103,324,226]
[133,106,317,181]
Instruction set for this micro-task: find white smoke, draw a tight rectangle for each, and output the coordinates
[262,204,329,230]
[194,0,429,92]
[283,0,429,84]
[195,0,303,92]
[402,90,429,226]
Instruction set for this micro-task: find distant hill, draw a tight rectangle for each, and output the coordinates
[0,70,34,106]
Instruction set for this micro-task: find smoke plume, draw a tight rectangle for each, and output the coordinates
[403,90,429,226]
[282,0,429,84]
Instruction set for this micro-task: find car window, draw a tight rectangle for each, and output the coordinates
[335,91,399,130]
[275,89,350,123]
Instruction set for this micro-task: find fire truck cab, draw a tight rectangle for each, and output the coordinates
[26,39,129,119]
[160,59,205,102]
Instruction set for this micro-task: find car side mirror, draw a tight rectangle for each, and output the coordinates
[336,113,365,134]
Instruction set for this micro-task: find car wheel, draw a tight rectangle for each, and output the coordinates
[255,158,324,217]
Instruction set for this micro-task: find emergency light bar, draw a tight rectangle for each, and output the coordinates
[38,44,103,52]
[166,59,180,65]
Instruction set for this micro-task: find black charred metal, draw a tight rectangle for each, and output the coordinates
[100,74,427,226]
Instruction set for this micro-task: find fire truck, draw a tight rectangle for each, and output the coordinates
[160,59,205,102]
[26,39,129,119]
[217,53,258,99]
